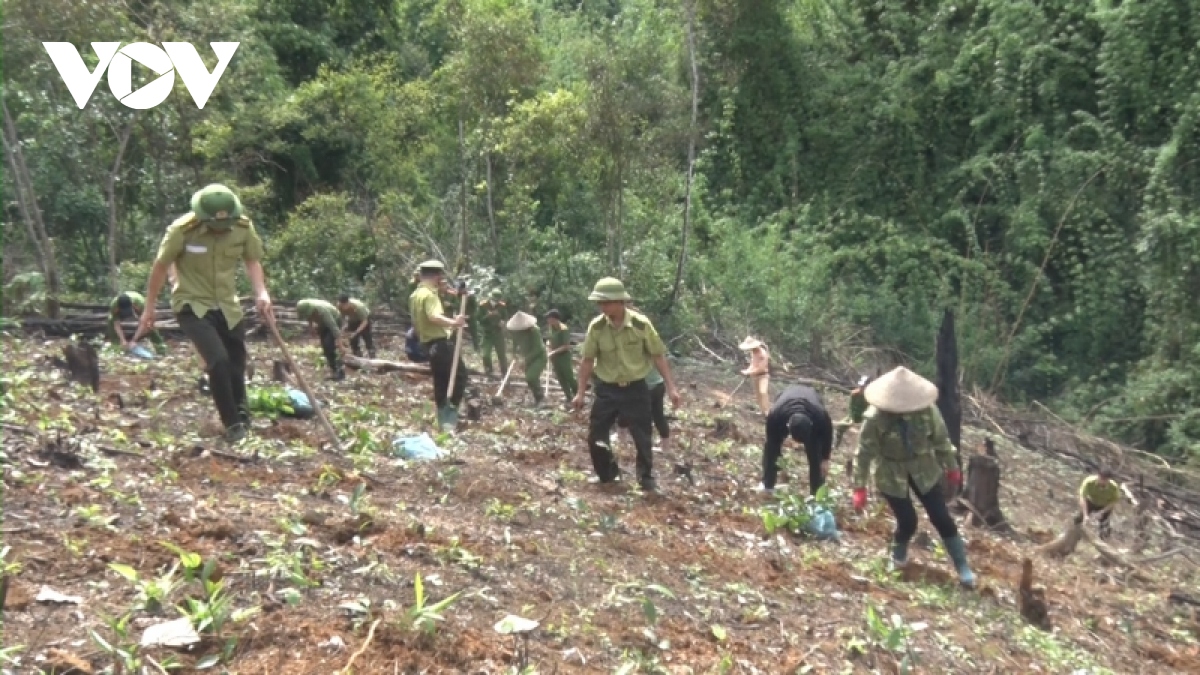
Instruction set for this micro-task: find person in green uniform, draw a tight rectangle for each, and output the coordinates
[572,278,681,492]
[337,294,375,359]
[851,366,974,587]
[478,290,509,378]
[297,298,346,380]
[107,291,167,355]
[544,310,577,400]
[134,184,274,444]
[506,311,548,406]
[409,260,469,430]
[1074,468,1120,540]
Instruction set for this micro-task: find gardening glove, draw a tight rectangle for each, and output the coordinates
[946,468,963,488]
[852,487,868,512]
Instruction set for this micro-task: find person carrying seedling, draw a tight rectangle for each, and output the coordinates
[296,298,346,381]
[739,336,771,414]
[852,366,975,587]
[545,310,577,400]
[759,384,833,495]
[1074,467,1120,540]
[572,278,681,492]
[107,291,167,355]
[337,294,375,359]
[134,183,274,444]
[410,260,469,430]
[506,311,548,407]
[478,289,510,378]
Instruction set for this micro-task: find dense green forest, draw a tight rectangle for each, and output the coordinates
[3,0,1199,459]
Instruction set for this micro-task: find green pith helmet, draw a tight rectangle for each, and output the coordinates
[190,184,243,227]
[490,289,502,300]
[419,260,446,275]
[295,299,315,320]
[588,277,631,302]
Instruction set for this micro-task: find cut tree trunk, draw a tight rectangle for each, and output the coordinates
[1018,558,1051,630]
[964,449,1009,530]
[1037,520,1084,558]
[57,342,100,393]
[936,308,963,500]
[343,354,431,374]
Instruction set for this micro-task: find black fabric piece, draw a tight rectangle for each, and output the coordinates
[177,307,248,429]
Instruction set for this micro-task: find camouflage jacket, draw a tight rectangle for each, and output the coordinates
[853,405,957,498]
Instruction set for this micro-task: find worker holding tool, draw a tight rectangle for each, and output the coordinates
[506,311,548,407]
[545,310,577,400]
[297,298,346,381]
[572,278,681,492]
[759,384,834,495]
[739,336,771,414]
[107,291,167,355]
[135,183,273,444]
[337,294,376,359]
[478,290,510,378]
[1073,467,1120,540]
[852,366,975,587]
[410,260,469,430]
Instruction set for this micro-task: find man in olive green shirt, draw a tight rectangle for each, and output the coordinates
[545,309,577,400]
[297,298,345,380]
[337,294,375,359]
[1074,468,1120,540]
[107,291,167,355]
[135,184,274,444]
[478,290,509,378]
[572,278,681,491]
[409,260,469,430]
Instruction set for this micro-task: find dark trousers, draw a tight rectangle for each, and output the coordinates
[178,308,248,430]
[317,325,343,374]
[762,437,826,495]
[649,382,669,440]
[883,477,959,545]
[427,338,468,408]
[347,320,375,358]
[589,380,654,484]
[1073,500,1113,539]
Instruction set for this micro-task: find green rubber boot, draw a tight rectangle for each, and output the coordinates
[890,540,909,570]
[436,405,460,432]
[944,536,976,587]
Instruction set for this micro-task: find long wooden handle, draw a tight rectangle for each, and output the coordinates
[446,291,471,400]
[266,318,340,447]
[496,360,517,397]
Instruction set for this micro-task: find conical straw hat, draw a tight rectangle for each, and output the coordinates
[863,366,938,414]
[506,311,537,331]
[739,336,764,351]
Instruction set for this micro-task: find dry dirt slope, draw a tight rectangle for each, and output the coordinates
[1,334,1198,674]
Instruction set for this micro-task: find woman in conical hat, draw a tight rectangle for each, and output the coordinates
[851,366,976,587]
[506,311,548,406]
[738,336,770,414]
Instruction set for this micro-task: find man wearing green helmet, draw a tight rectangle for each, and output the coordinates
[409,259,470,430]
[477,289,509,378]
[297,298,346,381]
[573,277,681,492]
[135,184,273,444]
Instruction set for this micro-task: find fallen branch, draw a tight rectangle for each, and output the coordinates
[340,618,381,675]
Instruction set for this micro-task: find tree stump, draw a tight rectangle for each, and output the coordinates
[61,341,100,392]
[273,360,293,383]
[1018,558,1050,630]
[1038,520,1083,558]
[464,398,482,422]
[964,442,1009,530]
[709,415,742,442]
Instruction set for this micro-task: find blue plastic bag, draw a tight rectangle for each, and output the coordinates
[393,433,444,461]
[804,505,840,541]
[286,388,314,419]
[127,344,155,360]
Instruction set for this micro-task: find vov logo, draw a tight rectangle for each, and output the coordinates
[42,42,240,110]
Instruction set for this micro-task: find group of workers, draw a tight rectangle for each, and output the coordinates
[109,182,1122,591]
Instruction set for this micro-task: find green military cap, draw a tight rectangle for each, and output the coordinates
[490,289,502,299]
[418,260,445,273]
[587,277,631,302]
[190,184,243,228]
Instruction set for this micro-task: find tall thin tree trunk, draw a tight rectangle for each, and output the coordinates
[936,308,963,500]
[2,99,61,316]
[458,116,470,274]
[615,158,624,274]
[668,0,700,312]
[106,116,136,293]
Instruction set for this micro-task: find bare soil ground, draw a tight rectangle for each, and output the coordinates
[2,334,1199,674]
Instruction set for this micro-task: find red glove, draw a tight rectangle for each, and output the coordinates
[946,469,963,487]
[852,487,868,511]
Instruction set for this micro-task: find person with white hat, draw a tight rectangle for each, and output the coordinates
[760,384,834,495]
[506,310,548,406]
[851,366,974,587]
[739,337,771,414]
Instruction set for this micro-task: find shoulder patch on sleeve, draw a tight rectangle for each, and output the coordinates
[587,315,606,330]
[235,216,252,228]
[172,213,200,232]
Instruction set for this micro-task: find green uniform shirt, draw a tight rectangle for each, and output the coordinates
[1079,476,1121,508]
[854,405,957,499]
[110,291,146,313]
[154,213,265,328]
[549,324,572,362]
[510,327,547,361]
[849,389,868,423]
[581,310,667,385]
[296,299,341,332]
[479,300,507,335]
[410,283,451,343]
[345,299,369,323]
